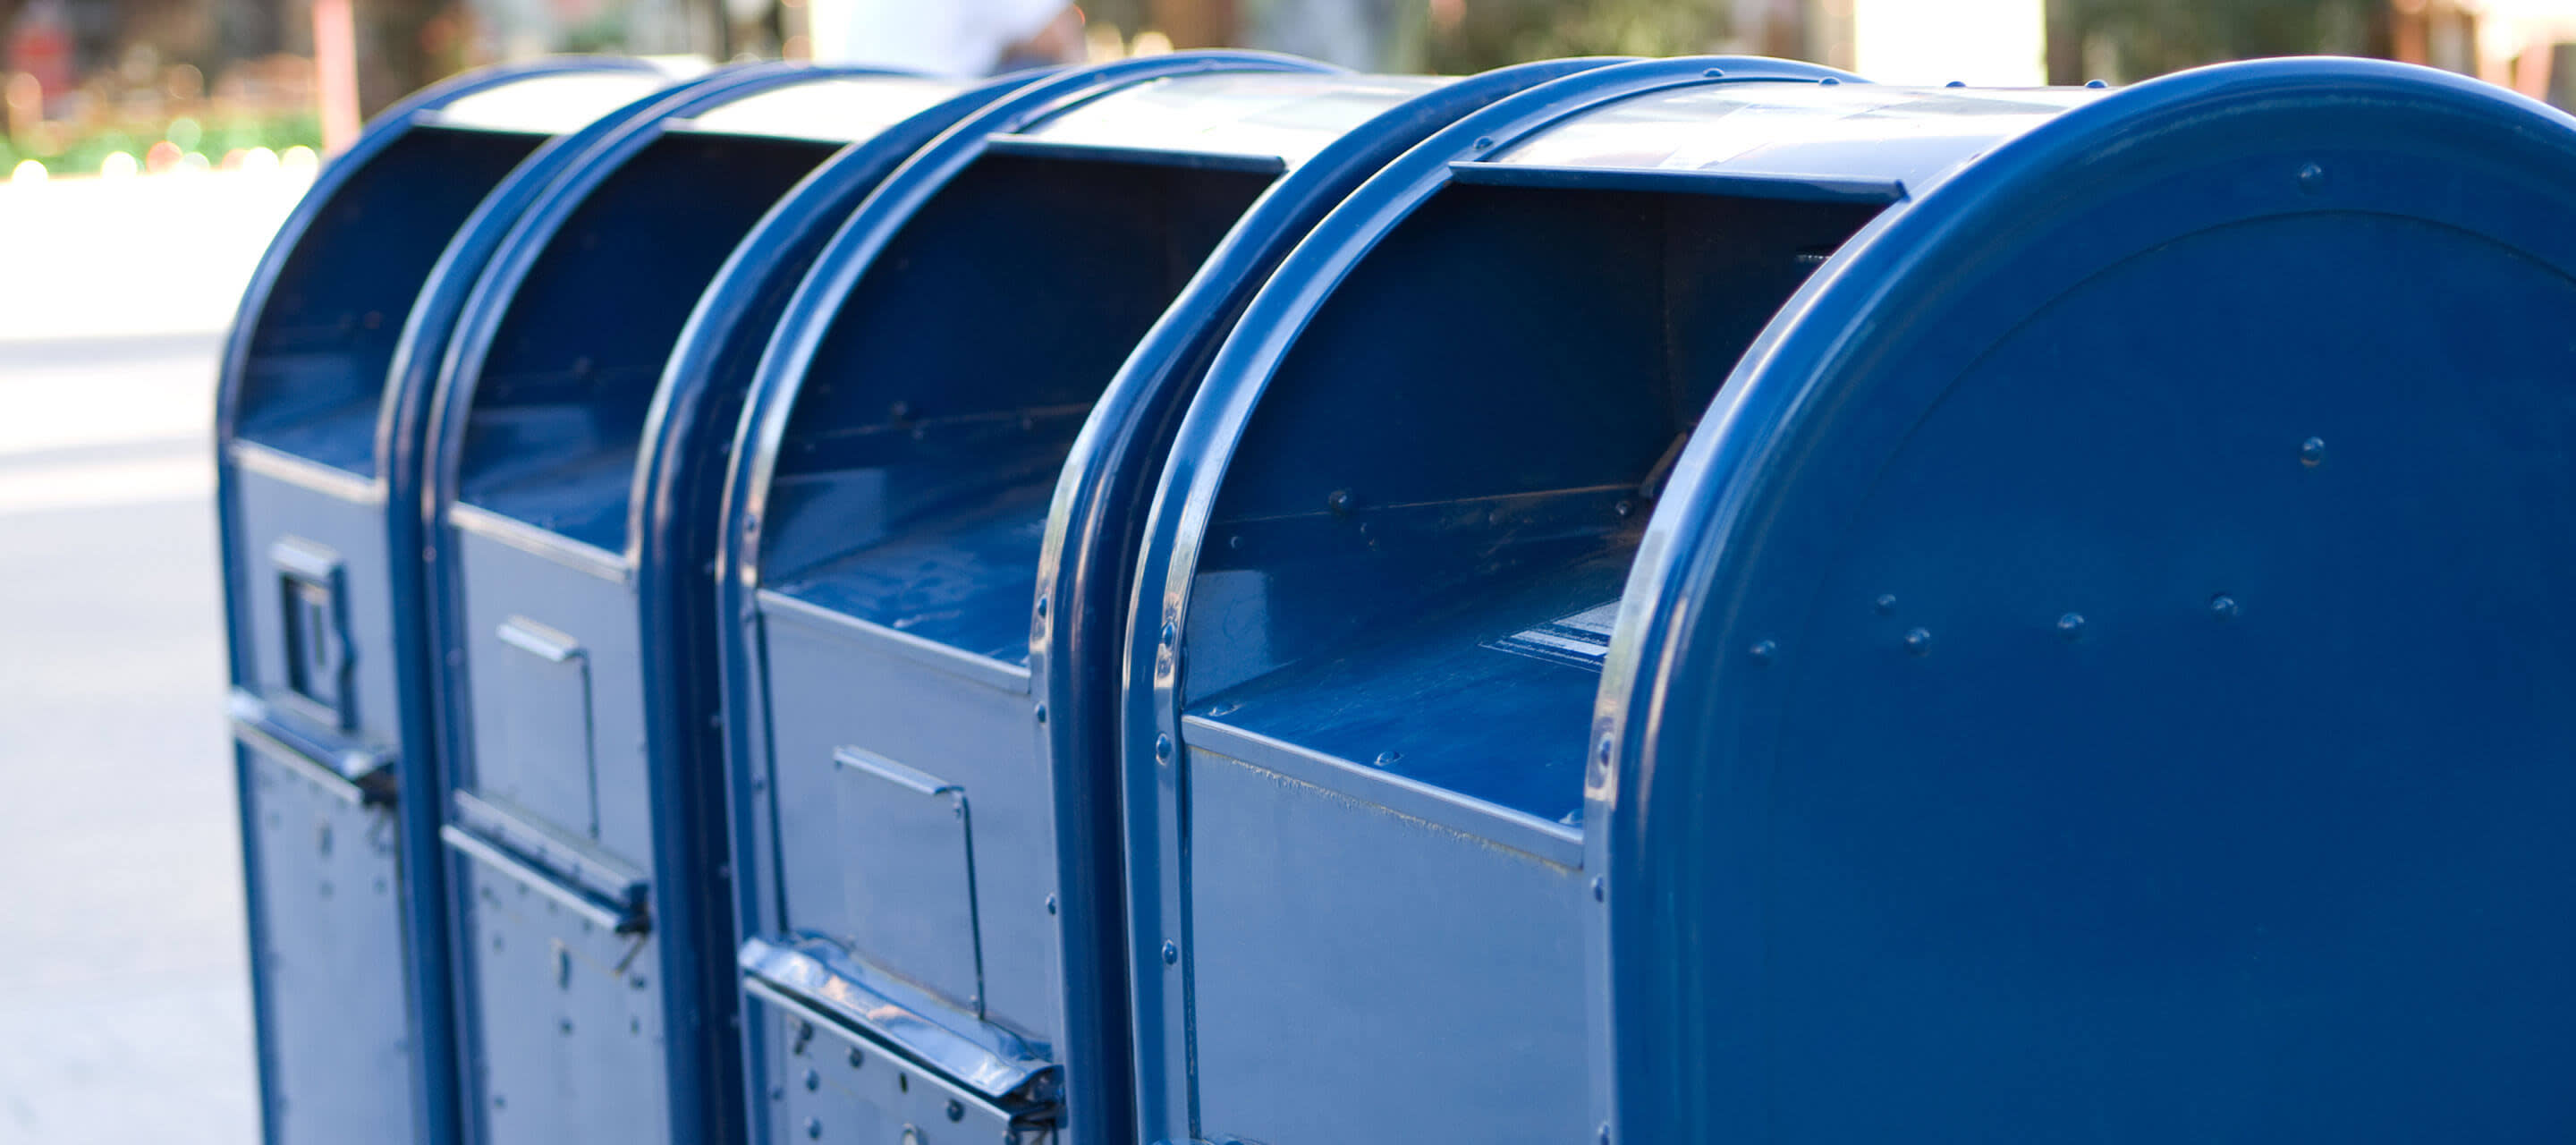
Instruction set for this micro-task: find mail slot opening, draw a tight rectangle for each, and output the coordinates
[756,151,1277,664]
[453,131,845,550]
[233,128,547,476]
[281,572,343,716]
[1182,182,1884,826]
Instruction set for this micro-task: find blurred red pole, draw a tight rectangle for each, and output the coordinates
[314,0,361,152]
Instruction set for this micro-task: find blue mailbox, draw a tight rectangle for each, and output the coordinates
[1112,56,2118,1145]
[1588,60,2576,1142]
[419,64,1022,1145]
[718,52,1602,1145]
[214,57,706,1145]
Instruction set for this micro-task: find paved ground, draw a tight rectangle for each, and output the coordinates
[0,170,306,1144]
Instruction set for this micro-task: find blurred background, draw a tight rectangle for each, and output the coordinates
[3,0,2571,1142]
[4,0,2574,182]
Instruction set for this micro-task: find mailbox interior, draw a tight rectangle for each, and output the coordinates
[453,130,846,551]
[757,150,1278,664]
[1185,182,1887,828]
[233,126,547,476]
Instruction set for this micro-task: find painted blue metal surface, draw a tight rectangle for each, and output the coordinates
[212,56,704,1145]
[1589,58,2576,1143]
[714,50,1625,1145]
[417,63,1010,1145]
[1023,53,1617,1144]
[1113,56,1954,1145]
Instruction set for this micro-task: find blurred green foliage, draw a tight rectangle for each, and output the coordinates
[2049,0,2386,81]
[1422,0,1731,73]
[2,110,320,175]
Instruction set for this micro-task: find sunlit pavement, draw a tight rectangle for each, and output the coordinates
[0,169,308,1145]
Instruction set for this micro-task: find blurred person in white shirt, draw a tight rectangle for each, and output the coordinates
[814,0,1087,75]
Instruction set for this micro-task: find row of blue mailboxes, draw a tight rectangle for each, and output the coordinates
[216,48,2576,1145]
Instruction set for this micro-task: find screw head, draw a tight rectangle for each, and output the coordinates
[803,1068,819,1091]
[1903,627,1933,656]
[806,1116,824,1140]
[1372,751,1402,768]
[2056,613,2085,640]
[1747,639,1778,665]
[1162,939,1181,965]
[1326,488,1355,514]
[1044,894,1058,916]
[948,1099,966,1123]
[1154,734,1173,763]
[1874,594,1897,615]
[1590,876,1606,902]
[2297,162,2328,193]
[2210,594,2241,621]
[2300,437,2326,468]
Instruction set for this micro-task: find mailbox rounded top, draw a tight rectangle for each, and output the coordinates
[419,61,704,136]
[1486,80,2098,194]
[1010,70,1452,168]
[669,72,978,143]
[1597,56,2576,1143]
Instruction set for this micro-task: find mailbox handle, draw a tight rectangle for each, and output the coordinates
[832,746,961,798]
[497,615,585,664]
[228,687,394,806]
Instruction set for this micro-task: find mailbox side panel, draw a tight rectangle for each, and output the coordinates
[233,476,402,732]
[447,530,663,1141]
[759,608,1055,1035]
[454,857,670,1145]
[1186,748,1589,1144]
[239,761,417,1142]
[232,472,414,1142]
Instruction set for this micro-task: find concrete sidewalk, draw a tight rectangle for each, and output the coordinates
[0,168,309,344]
[0,171,308,1144]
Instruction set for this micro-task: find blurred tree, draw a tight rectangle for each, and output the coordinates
[2046,0,2389,83]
